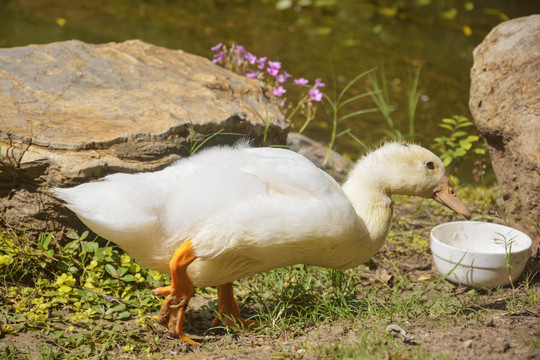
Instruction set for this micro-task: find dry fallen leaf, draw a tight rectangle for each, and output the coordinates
[375,269,393,286]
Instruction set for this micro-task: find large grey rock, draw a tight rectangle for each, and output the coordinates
[469,15,540,252]
[0,40,288,234]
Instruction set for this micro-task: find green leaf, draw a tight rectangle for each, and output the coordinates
[63,240,78,250]
[41,232,53,249]
[454,148,467,157]
[473,148,486,154]
[442,156,453,166]
[84,242,99,253]
[453,131,468,138]
[118,311,132,320]
[66,231,80,240]
[116,267,129,276]
[456,121,474,128]
[434,136,449,142]
[121,274,135,282]
[442,118,457,125]
[79,231,89,241]
[459,137,475,145]
[56,261,70,272]
[91,304,105,314]
[439,124,454,131]
[77,289,89,300]
[104,264,117,277]
[339,108,379,121]
[106,303,126,315]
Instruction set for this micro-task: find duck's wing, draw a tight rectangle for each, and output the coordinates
[189,147,358,259]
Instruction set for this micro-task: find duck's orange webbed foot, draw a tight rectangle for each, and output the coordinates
[211,282,259,331]
[152,240,199,346]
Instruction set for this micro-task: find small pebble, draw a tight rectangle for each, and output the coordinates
[463,339,473,348]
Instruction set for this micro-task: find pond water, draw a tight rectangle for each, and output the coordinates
[1,0,538,180]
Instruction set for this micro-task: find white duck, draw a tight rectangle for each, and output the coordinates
[53,142,470,345]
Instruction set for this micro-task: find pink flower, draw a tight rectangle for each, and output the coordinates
[245,52,257,64]
[276,73,287,83]
[314,78,325,88]
[273,86,287,97]
[211,43,223,52]
[212,52,224,64]
[283,71,293,79]
[267,61,282,70]
[309,88,323,102]
[267,67,279,76]
[235,45,246,57]
[246,70,261,79]
[294,78,309,86]
[257,57,267,69]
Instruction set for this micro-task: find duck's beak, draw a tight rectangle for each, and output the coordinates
[432,176,471,220]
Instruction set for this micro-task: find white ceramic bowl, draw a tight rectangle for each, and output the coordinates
[430,221,532,288]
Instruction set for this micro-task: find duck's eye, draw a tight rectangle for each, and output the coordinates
[426,161,435,170]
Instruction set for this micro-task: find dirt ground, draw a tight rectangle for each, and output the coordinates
[152,278,539,360]
[154,295,540,360]
[6,271,538,360]
[2,296,539,359]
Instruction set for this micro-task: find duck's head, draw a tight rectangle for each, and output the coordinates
[354,142,471,219]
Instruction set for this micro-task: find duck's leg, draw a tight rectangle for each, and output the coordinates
[152,240,199,346]
[211,282,258,330]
